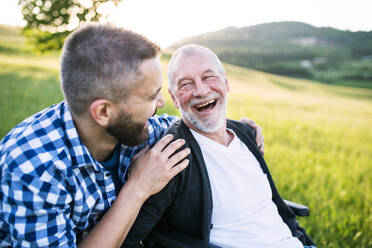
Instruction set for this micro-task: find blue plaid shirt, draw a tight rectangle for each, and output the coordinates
[0,101,177,247]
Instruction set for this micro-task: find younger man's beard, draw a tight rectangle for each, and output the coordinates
[106,111,149,146]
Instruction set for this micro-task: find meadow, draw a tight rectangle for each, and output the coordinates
[1,24,371,247]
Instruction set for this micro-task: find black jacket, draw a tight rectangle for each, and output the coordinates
[123,119,315,247]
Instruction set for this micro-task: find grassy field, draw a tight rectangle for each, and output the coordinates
[1,24,372,247]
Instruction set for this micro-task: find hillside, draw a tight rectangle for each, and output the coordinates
[171,21,372,87]
[1,24,372,247]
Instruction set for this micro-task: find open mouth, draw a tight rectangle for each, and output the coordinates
[194,99,217,112]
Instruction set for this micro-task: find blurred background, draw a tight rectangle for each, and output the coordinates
[1,0,371,247]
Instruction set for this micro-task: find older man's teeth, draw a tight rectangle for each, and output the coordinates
[195,99,217,111]
[196,99,215,108]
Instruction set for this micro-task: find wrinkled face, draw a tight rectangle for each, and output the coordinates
[107,57,165,146]
[169,52,229,133]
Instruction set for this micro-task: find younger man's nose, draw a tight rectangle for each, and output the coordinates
[157,93,166,108]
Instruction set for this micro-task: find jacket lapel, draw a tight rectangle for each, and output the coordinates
[180,120,213,241]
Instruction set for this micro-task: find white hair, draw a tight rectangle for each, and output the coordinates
[167,44,225,93]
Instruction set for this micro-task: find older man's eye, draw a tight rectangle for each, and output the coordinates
[179,82,189,88]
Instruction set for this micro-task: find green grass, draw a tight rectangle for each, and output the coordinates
[0,53,63,136]
[1,25,372,247]
[218,64,372,247]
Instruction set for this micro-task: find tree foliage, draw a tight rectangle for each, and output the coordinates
[18,0,122,52]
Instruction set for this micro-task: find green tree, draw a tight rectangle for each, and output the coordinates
[18,0,122,52]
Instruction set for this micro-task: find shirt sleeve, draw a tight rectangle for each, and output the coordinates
[146,114,179,147]
[1,162,76,248]
[117,115,179,184]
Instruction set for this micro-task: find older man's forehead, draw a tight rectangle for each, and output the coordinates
[178,49,213,62]
[175,53,218,74]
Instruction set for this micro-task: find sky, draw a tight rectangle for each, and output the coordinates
[1,0,372,47]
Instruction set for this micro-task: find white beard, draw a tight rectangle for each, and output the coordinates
[178,92,226,133]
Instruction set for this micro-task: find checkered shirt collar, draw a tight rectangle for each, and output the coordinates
[60,101,103,172]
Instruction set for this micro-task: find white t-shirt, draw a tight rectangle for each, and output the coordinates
[190,129,303,248]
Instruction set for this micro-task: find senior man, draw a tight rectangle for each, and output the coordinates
[123,45,316,248]
[0,25,263,248]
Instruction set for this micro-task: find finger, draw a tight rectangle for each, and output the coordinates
[151,134,174,152]
[255,126,263,144]
[133,145,150,160]
[168,148,191,167]
[169,159,189,178]
[257,134,264,148]
[260,142,265,155]
[257,136,263,148]
[162,139,186,158]
[240,118,263,145]
[240,118,256,128]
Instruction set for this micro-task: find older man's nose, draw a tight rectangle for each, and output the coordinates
[193,81,209,97]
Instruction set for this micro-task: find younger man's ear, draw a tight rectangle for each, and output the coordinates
[168,89,179,109]
[89,99,114,126]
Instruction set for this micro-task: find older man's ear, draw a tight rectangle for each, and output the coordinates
[225,78,230,92]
